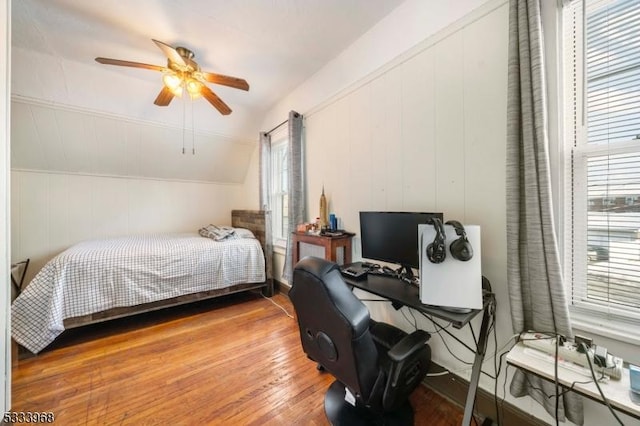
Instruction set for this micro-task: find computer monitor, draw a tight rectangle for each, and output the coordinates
[359,211,443,278]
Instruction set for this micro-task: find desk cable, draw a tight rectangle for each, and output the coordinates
[579,342,624,425]
[361,297,479,369]
[517,332,566,426]
[406,303,502,378]
[418,311,478,358]
[514,333,625,426]
[504,360,614,426]
[496,334,562,425]
[363,294,537,425]
[360,299,477,368]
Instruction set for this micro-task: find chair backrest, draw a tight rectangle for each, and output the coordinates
[289,257,380,400]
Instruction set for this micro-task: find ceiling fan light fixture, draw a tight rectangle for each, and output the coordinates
[186,78,204,99]
[162,72,183,96]
[96,39,248,115]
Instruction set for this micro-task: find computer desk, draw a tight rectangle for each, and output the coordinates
[343,273,496,426]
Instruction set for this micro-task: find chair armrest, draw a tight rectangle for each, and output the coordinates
[388,329,430,363]
[382,329,431,410]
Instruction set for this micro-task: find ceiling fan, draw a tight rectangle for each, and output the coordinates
[95,39,249,115]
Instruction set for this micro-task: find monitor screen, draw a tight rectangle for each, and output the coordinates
[359,211,443,271]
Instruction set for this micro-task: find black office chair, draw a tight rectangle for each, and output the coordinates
[289,257,431,425]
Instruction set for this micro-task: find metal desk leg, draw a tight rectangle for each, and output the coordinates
[462,301,492,425]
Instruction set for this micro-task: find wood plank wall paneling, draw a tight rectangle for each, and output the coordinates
[300,2,510,389]
[10,170,244,286]
[12,292,469,425]
[10,100,257,184]
[1,0,10,413]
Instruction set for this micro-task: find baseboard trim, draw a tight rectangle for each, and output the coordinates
[275,280,290,295]
[423,362,547,426]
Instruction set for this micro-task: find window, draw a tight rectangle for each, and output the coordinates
[563,0,640,326]
[270,133,289,247]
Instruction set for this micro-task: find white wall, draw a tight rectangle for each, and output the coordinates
[249,1,640,424]
[1,0,10,414]
[11,99,257,184]
[256,0,513,401]
[261,0,496,130]
[10,99,256,285]
[300,0,511,406]
[11,170,244,285]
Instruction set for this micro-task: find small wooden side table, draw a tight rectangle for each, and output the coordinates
[292,232,354,265]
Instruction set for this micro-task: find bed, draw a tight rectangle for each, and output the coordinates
[11,210,273,354]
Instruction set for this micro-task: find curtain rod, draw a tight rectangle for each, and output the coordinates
[265,119,288,135]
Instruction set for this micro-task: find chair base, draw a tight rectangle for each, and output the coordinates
[324,380,414,426]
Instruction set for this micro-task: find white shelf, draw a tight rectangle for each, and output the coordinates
[506,342,640,419]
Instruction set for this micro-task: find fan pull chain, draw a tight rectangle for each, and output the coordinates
[182,91,186,154]
[191,97,195,155]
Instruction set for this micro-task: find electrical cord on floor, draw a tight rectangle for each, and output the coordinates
[261,293,294,319]
[425,370,452,377]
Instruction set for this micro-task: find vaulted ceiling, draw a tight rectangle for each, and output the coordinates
[11,0,405,140]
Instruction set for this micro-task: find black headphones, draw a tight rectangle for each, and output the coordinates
[426,219,473,263]
[446,220,473,262]
[426,217,447,264]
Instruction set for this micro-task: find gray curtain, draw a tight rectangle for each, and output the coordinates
[259,132,271,210]
[258,131,274,287]
[282,111,305,282]
[506,0,582,424]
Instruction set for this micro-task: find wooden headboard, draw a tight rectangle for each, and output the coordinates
[232,210,273,295]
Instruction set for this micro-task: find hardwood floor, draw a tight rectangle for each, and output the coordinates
[12,292,465,425]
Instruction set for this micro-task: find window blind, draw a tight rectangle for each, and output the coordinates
[564,0,640,320]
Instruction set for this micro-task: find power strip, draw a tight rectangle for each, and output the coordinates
[520,332,623,380]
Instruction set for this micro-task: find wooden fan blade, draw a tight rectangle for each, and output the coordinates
[152,39,187,67]
[95,57,165,72]
[201,86,232,115]
[202,72,250,91]
[154,86,174,106]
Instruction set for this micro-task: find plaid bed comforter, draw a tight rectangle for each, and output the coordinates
[11,232,265,354]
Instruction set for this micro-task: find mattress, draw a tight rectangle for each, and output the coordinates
[12,232,265,354]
